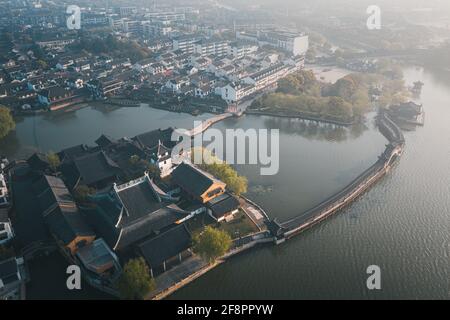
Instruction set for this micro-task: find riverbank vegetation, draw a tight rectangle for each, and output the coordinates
[193,226,232,263]
[0,105,15,140]
[249,70,367,122]
[117,257,156,300]
[249,64,410,122]
[191,148,248,196]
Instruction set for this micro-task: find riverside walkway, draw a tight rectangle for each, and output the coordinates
[187,112,234,136]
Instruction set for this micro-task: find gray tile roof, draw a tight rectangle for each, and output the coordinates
[138,224,191,268]
[171,162,225,197]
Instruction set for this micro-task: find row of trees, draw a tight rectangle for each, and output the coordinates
[251,70,359,121]
[192,148,248,196]
[253,66,410,121]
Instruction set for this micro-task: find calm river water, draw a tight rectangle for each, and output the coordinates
[2,67,449,299]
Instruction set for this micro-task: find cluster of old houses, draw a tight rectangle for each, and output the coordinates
[1,127,241,298]
[1,32,306,112]
[0,1,308,113]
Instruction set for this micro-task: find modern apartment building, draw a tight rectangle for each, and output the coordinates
[228,43,258,58]
[236,29,309,56]
[173,36,199,54]
[194,40,229,57]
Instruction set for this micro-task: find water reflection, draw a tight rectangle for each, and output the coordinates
[0,130,22,157]
[262,116,369,142]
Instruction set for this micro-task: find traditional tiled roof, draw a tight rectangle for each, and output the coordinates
[44,205,94,245]
[138,224,191,268]
[207,193,240,219]
[92,175,189,250]
[62,151,121,189]
[133,128,175,150]
[171,162,226,198]
[33,175,94,245]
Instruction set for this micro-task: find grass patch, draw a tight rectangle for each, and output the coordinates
[217,209,259,239]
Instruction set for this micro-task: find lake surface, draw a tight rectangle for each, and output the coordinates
[172,67,450,300]
[2,67,449,299]
[0,104,213,160]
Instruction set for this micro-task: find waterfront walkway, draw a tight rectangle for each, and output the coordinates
[187,112,234,136]
[274,110,405,239]
[240,196,270,230]
[148,255,211,300]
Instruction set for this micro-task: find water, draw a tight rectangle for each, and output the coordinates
[0,104,213,159]
[171,67,450,299]
[2,67,449,299]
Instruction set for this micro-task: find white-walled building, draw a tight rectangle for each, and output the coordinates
[242,62,290,91]
[194,40,229,57]
[227,43,258,59]
[173,36,199,54]
[236,30,309,56]
[218,83,256,103]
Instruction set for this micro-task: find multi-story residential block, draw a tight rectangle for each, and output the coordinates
[119,7,137,17]
[194,40,229,57]
[144,11,185,22]
[36,38,75,50]
[236,29,309,56]
[87,78,124,99]
[143,22,173,37]
[82,13,109,26]
[242,62,290,91]
[122,20,143,35]
[218,82,256,103]
[173,36,199,54]
[228,43,258,58]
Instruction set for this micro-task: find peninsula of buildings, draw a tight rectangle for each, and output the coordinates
[1,126,267,299]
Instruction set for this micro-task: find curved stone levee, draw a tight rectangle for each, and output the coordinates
[271,110,405,240]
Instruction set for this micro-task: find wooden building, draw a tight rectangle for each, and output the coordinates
[171,162,226,204]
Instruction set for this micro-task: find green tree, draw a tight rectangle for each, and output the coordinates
[0,106,15,139]
[73,185,96,203]
[193,226,232,263]
[117,257,155,300]
[326,97,353,119]
[46,151,60,172]
[193,148,248,195]
[36,59,48,70]
[277,75,301,94]
[129,155,141,166]
[145,163,161,179]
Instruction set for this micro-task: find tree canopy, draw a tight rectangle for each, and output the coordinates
[46,151,60,172]
[73,185,96,204]
[117,257,156,300]
[0,106,15,140]
[193,226,232,263]
[192,148,248,196]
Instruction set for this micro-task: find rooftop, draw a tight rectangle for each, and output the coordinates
[138,224,191,268]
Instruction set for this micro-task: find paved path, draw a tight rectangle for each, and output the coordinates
[147,255,212,300]
[187,113,233,136]
[240,197,269,230]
